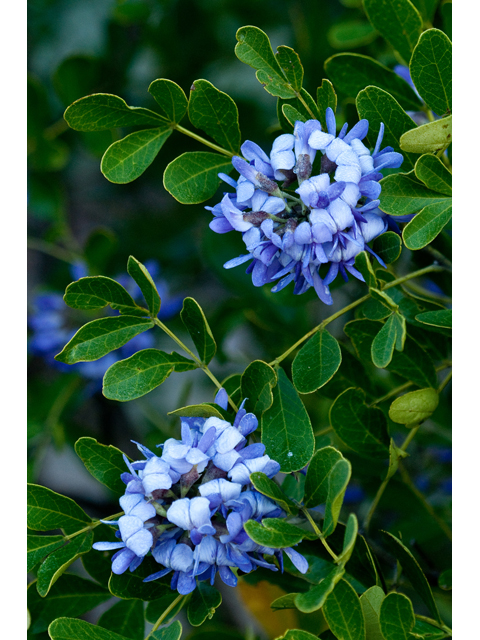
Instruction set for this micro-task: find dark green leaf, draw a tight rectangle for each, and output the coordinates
[145,593,185,624]
[241,360,277,415]
[379,592,415,640]
[250,472,298,515]
[316,80,337,131]
[151,621,182,640]
[101,126,172,184]
[278,89,320,132]
[338,513,358,566]
[244,517,307,548]
[369,288,398,311]
[328,20,377,49]
[410,0,440,21]
[281,472,306,504]
[168,403,227,420]
[27,535,65,573]
[379,171,448,215]
[148,79,188,124]
[410,29,452,115]
[127,255,161,317]
[414,153,452,196]
[28,575,110,634]
[64,93,164,131]
[276,46,304,92]
[329,388,390,458]
[325,54,422,110]
[189,79,241,154]
[400,115,452,154]
[220,373,243,408]
[282,104,307,127]
[441,1,452,39]
[163,151,233,205]
[362,298,392,321]
[54,316,154,364]
[363,0,423,63]
[292,329,342,394]
[75,437,128,494]
[403,199,452,249]
[372,232,402,264]
[412,619,446,639]
[27,483,92,535]
[98,600,144,640]
[415,309,452,328]
[323,578,366,640]
[381,531,441,622]
[82,525,119,586]
[181,297,216,364]
[84,228,118,274]
[261,368,315,472]
[109,557,172,601]
[324,458,352,536]
[355,251,377,288]
[389,387,439,425]
[187,582,222,626]
[304,446,343,509]
[438,568,452,590]
[53,55,102,107]
[360,586,385,640]
[37,531,93,596]
[294,566,345,613]
[48,617,131,640]
[371,314,397,368]
[64,276,143,315]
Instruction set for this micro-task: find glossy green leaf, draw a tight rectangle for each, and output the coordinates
[324,458,352,536]
[168,403,227,420]
[282,472,306,504]
[381,531,441,622]
[27,483,92,535]
[294,566,346,613]
[49,617,132,640]
[329,388,390,458]
[189,79,241,154]
[63,276,140,314]
[372,232,402,264]
[74,437,129,494]
[304,446,343,509]
[187,581,222,626]
[64,93,164,131]
[282,104,307,127]
[438,568,452,590]
[362,298,392,321]
[28,575,110,634]
[338,513,359,565]
[101,126,172,184]
[250,472,298,514]
[27,535,65,573]
[360,586,385,640]
[145,593,185,625]
[270,593,300,611]
[54,316,154,364]
[261,367,315,472]
[163,151,233,204]
[414,153,452,196]
[410,29,452,115]
[379,592,415,640]
[363,0,422,63]
[379,171,448,215]
[400,115,452,153]
[403,199,452,250]
[316,79,337,131]
[244,517,307,548]
[371,314,397,368]
[98,600,144,640]
[109,557,172,601]
[325,54,421,110]
[127,255,161,317]
[241,359,277,415]
[389,387,439,425]
[355,251,377,288]
[277,89,320,132]
[151,621,182,640]
[323,579,366,640]
[148,79,188,124]
[292,329,342,394]
[369,289,398,311]
[37,531,93,596]
[356,86,418,170]
[276,46,304,92]
[181,297,216,364]
[415,309,452,328]
[328,20,377,49]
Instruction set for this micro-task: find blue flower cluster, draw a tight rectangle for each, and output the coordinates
[207,109,404,304]
[93,389,308,595]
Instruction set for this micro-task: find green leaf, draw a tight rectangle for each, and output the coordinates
[151,621,182,640]
[101,126,172,184]
[389,387,439,425]
[414,153,452,196]
[27,535,65,573]
[360,586,385,640]
[316,80,337,131]
[163,151,233,205]
[324,459,352,536]
[98,600,144,640]
[145,593,185,625]
[167,403,227,420]
[415,309,452,328]
[438,568,452,590]
[356,86,418,170]
[109,557,172,601]
[355,251,377,288]
[275,46,304,92]
[181,297,216,364]
[189,79,241,154]
[148,79,188,124]
[250,472,298,515]
[325,54,422,110]
[127,255,161,317]
[323,578,366,640]
[241,360,277,415]
[328,20,377,49]
[363,0,423,63]
[369,289,398,311]
[63,276,140,314]
[282,104,307,127]
[49,617,133,640]
[441,1,452,39]
[221,373,243,408]
[244,517,307,548]
[277,89,320,132]
[338,513,358,566]
[75,437,128,494]
[54,316,154,364]
[294,566,346,613]
[379,171,449,215]
[304,446,343,509]
[379,592,415,640]
[410,29,452,115]
[27,483,92,535]
[37,532,93,596]
[261,367,315,472]
[329,388,390,458]
[412,619,446,640]
[371,314,397,368]
[28,575,110,634]
[187,582,222,627]
[277,631,320,640]
[292,329,342,394]
[64,93,164,131]
[400,115,452,153]
[372,232,402,264]
[402,199,452,249]
[271,593,300,611]
[381,531,441,622]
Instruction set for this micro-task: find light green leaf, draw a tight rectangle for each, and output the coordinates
[414,153,452,196]
[167,403,228,420]
[338,513,359,566]
[49,617,133,640]
[355,251,377,288]
[325,54,422,110]
[261,367,315,472]
[109,557,172,601]
[304,446,343,509]
[363,0,423,63]
[324,459,352,537]
[64,93,165,131]
[379,592,415,640]
[410,29,452,115]
[27,483,92,535]
[360,586,385,640]
[402,199,452,250]
[372,232,402,264]
[323,578,366,640]
[241,360,277,415]
[369,288,398,311]
[37,531,93,596]
[276,46,304,92]
[127,255,161,317]
[415,309,452,328]
[54,316,154,364]
[181,297,216,364]
[163,151,233,204]
[187,581,222,627]
[316,79,337,131]
[389,387,439,425]
[244,517,307,548]
[250,472,298,515]
[148,79,188,124]
[63,276,140,314]
[74,437,129,495]
[98,600,144,640]
[27,535,66,573]
[101,126,172,184]
[282,104,307,127]
[292,329,342,394]
[102,350,176,401]
[151,621,182,640]
[400,115,452,153]
[328,20,378,49]
[189,79,241,154]
[271,593,300,611]
[384,439,407,483]
[371,314,397,368]
[294,566,346,613]
[379,171,449,216]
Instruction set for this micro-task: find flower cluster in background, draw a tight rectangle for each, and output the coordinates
[207,109,405,304]
[93,389,309,595]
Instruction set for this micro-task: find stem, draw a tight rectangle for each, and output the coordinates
[400,425,420,452]
[437,370,452,394]
[174,124,235,158]
[425,245,452,268]
[295,92,317,120]
[370,363,451,407]
[27,237,83,265]
[301,506,339,563]
[64,511,125,540]
[147,594,185,637]
[314,426,333,437]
